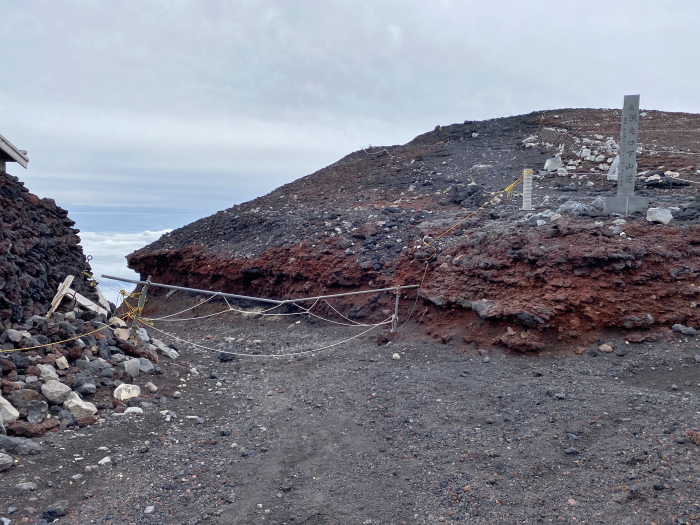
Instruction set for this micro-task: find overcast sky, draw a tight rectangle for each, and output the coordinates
[1,0,699,233]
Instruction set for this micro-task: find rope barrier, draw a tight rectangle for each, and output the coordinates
[144,317,392,359]
[416,174,525,262]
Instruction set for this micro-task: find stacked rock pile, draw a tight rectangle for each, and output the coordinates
[0,307,179,447]
[0,170,96,325]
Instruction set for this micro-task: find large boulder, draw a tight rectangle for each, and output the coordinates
[41,381,73,404]
[71,370,97,395]
[6,389,45,416]
[0,395,20,424]
[646,207,673,224]
[0,435,44,455]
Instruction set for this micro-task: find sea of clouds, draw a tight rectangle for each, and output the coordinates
[79,230,172,304]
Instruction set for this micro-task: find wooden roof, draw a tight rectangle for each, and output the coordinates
[0,133,28,168]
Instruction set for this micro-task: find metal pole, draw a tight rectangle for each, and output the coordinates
[391,287,400,332]
[102,274,418,304]
[128,275,151,340]
[103,275,284,305]
[522,168,533,210]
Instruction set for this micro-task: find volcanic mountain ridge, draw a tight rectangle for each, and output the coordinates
[127,108,700,351]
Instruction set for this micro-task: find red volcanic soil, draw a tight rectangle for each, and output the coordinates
[128,108,700,351]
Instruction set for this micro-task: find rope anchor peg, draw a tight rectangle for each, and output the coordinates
[391,286,400,333]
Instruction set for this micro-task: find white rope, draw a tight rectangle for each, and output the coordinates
[145,318,391,359]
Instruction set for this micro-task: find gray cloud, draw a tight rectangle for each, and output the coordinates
[1,0,698,230]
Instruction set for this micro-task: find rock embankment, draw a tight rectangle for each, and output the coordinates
[128,108,700,349]
[0,170,94,324]
[1,307,179,443]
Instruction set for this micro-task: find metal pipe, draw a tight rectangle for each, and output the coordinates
[286,285,419,303]
[102,275,284,305]
[102,275,419,304]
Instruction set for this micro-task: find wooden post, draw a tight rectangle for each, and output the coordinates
[129,275,151,340]
[391,287,400,332]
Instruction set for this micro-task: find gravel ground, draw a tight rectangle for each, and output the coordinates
[2,300,699,525]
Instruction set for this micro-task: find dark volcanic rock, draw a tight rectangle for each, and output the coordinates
[0,169,95,325]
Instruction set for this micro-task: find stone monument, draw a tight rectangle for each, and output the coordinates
[603,94,649,215]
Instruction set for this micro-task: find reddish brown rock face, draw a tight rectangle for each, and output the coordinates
[127,109,700,351]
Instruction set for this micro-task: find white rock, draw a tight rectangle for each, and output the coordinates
[0,395,19,424]
[135,327,150,344]
[37,364,57,378]
[536,220,546,226]
[41,380,73,404]
[646,208,673,225]
[64,397,98,418]
[113,328,130,341]
[550,214,562,222]
[122,358,140,378]
[595,154,606,162]
[114,383,141,401]
[556,168,568,177]
[124,407,144,415]
[152,339,179,359]
[0,452,13,471]
[544,155,563,172]
[578,148,591,158]
[144,382,158,393]
[613,219,626,226]
[98,456,111,465]
[144,506,155,514]
[55,356,69,370]
[607,155,619,181]
[392,353,401,360]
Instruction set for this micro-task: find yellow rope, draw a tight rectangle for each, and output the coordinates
[416,175,524,262]
[0,315,127,354]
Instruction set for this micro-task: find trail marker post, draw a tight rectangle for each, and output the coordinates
[522,169,533,210]
[603,94,649,215]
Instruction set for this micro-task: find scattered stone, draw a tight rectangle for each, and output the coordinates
[64,394,98,418]
[152,339,179,359]
[113,384,141,401]
[392,353,401,360]
[113,328,130,341]
[144,506,155,514]
[97,456,111,466]
[0,435,44,455]
[695,354,700,363]
[0,452,13,471]
[26,400,49,424]
[41,381,73,404]
[54,356,69,369]
[7,389,45,417]
[598,344,613,353]
[544,155,563,172]
[0,395,19,424]
[122,358,140,378]
[563,448,579,455]
[672,323,697,336]
[17,482,37,491]
[124,407,143,415]
[72,370,97,395]
[646,207,673,224]
[41,500,69,521]
[138,358,154,374]
[144,382,158,393]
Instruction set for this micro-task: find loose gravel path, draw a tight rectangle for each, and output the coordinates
[2,311,699,525]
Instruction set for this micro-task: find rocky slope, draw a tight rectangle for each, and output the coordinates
[128,109,700,350]
[0,169,95,325]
